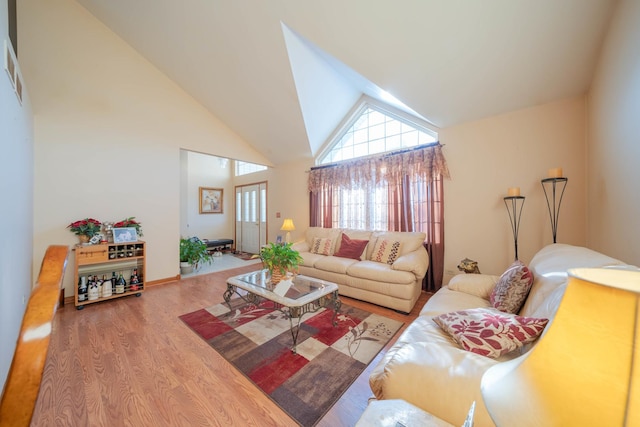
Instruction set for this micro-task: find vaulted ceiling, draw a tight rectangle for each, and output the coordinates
[75,0,617,166]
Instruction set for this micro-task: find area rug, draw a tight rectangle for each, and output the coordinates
[179,298,403,426]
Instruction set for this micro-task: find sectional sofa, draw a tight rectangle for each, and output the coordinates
[291,227,429,313]
[368,243,633,426]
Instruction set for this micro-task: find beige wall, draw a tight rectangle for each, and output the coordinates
[180,151,234,239]
[20,0,270,297]
[19,0,628,304]
[587,0,640,266]
[254,97,588,284]
[232,158,313,245]
[440,97,588,281]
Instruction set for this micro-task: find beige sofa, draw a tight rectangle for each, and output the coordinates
[368,243,632,427]
[291,227,429,313]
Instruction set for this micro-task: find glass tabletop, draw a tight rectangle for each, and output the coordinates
[228,270,338,306]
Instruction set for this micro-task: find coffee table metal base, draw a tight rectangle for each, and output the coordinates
[223,283,341,353]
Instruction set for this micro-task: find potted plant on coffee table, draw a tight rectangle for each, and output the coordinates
[179,237,213,275]
[257,242,303,284]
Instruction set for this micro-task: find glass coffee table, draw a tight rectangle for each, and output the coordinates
[225,270,341,353]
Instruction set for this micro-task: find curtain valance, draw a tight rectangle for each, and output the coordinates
[308,143,450,193]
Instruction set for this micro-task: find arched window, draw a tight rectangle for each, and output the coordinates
[318,98,438,166]
[310,99,448,291]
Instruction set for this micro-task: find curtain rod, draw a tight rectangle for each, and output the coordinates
[309,142,443,172]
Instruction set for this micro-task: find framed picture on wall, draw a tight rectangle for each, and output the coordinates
[200,187,223,214]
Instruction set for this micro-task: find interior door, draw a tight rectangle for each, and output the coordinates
[235,183,267,254]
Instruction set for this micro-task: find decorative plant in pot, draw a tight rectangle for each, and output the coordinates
[179,237,212,275]
[256,242,303,284]
[67,218,102,244]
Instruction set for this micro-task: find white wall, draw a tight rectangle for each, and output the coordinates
[19,0,270,298]
[181,151,234,239]
[587,0,640,266]
[0,0,34,390]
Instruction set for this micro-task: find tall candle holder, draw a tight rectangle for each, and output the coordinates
[504,195,525,260]
[541,177,568,243]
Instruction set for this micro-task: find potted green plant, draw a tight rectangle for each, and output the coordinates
[179,237,212,274]
[256,242,304,284]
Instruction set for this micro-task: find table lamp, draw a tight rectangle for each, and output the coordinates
[280,218,295,243]
[481,267,640,426]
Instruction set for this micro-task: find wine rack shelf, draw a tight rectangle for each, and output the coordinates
[74,241,145,309]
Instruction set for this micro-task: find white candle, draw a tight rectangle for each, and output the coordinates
[508,187,521,197]
[548,167,563,178]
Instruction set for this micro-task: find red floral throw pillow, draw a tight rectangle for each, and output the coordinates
[490,260,534,314]
[334,233,369,260]
[433,308,548,359]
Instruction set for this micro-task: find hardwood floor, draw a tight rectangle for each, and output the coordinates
[31,265,431,426]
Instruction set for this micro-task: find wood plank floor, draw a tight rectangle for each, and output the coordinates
[31,265,431,426]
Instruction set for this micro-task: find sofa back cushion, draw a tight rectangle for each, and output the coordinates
[520,243,628,320]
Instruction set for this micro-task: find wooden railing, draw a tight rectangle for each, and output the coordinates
[0,245,69,427]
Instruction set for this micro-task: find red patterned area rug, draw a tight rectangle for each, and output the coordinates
[179,298,403,426]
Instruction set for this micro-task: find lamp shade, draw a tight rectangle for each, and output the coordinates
[280,219,295,232]
[481,267,640,426]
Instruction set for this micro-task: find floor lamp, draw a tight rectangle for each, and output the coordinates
[541,168,568,243]
[280,218,295,244]
[481,267,640,426]
[504,187,525,260]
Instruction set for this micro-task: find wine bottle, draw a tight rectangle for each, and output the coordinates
[111,272,117,293]
[78,276,88,302]
[88,276,99,301]
[130,268,140,292]
[102,274,112,297]
[115,272,126,294]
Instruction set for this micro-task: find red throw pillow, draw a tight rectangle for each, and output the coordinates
[333,233,369,260]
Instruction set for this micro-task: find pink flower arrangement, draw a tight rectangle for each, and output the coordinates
[67,218,102,237]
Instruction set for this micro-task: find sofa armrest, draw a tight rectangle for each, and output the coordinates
[447,274,500,300]
[369,341,497,427]
[392,246,429,280]
[291,241,309,253]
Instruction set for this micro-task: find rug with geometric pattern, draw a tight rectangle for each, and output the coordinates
[179,298,403,426]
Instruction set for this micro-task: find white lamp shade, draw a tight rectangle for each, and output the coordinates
[481,267,640,427]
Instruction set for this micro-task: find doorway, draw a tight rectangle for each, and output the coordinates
[235,182,267,254]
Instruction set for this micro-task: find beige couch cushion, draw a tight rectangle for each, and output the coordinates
[369,231,426,259]
[447,274,500,300]
[347,260,415,284]
[314,255,359,274]
[520,243,628,319]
